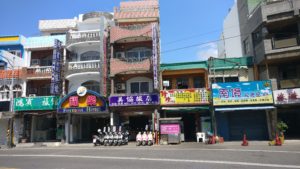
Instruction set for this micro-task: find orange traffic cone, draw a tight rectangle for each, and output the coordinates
[275,133,282,146]
[241,134,249,146]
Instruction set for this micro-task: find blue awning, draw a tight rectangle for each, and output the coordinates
[215,106,275,112]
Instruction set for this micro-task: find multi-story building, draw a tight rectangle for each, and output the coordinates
[159,61,210,142]
[237,0,300,138]
[0,35,27,146]
[108,0,160,139]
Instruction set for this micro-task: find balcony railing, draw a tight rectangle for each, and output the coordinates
[82,12,113,21]
[26,66,52,79]
[66,30,100,46]
[110,24,152,43]
[66,60,101,76]
[110,57,151,76]
[272,36,299,49]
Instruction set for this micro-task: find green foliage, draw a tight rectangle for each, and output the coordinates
[277,121,288,133]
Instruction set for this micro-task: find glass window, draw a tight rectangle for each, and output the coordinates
[82,81,100,94]
[126,47,152,62]
[225,77,239,82]
[130,82,140,93]
[194,77,205,88]
[176,77,189,89]
[140,82,149,93]
[163,79,172,90]
[80,51,100,61]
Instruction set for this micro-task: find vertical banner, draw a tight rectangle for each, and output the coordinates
[152,23,159,90]
[50,39,62,95]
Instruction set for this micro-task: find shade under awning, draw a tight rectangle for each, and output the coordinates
[215,106,275,112]
[162,106,210,112]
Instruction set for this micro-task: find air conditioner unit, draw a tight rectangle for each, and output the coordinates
[116,83,126,90]
[29,94,36,97]
[31,59,40,66]
[116,52,125,59]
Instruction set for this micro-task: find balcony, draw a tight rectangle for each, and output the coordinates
[26,66,52,79]
[110,57,151,76]
[0,69,24,79]
[110,24,152,43]
[262,0,299,22]
[66,60,101,77]
[272,36,299,49]
[66,30,100,46]
[160,88,210,106]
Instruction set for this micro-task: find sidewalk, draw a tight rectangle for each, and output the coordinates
[11,140,300,149]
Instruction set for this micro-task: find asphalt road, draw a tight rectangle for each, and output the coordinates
[0,143,300,169]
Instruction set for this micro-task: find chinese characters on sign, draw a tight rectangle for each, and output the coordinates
[273,88,300,105]
[109,94,159,106]
[152,23,159,90]
[50,39,62,95]
[14,96,59,111]
[160,124,180,135]
[69,96,79,107]
[212,81,274,106]
[160,89,210,105]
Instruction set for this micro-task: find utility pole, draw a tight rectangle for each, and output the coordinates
[7,56,15,148]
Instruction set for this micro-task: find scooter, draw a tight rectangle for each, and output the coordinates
[92,129,104,146]
[104,127,111,146]
[142,131,148,146]
[147,132,153,146]
[136,132,142,146]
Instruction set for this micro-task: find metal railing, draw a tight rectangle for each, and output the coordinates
[26,66,52,77]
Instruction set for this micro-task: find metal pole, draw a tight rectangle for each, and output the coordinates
[8,56,15,148]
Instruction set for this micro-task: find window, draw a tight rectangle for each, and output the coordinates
[126,47,152,62]
[252,29,262,46]
[176,77,189,89]
[243,38,250,55]
[40,84,50,96]
[0,85,10,100]
[193,77,205,88]
[0,65,5,70]
[281,65,297,80]
[162,79,172,90]
[130,82,149,93]
[8,50,22,58]
[41,56,52,66]
[225,77,239,82]
[82,80,100,93]
[13,84,22,98]
[80,51,100,61]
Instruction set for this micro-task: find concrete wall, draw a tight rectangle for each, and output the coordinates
[67,73,100,93]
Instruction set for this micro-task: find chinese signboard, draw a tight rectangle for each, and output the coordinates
[160,89,210,105]
[160,124,180,135]
[50,39,62,95]
[57,89,106,113]
[14,96,59,111]
[152,23,159,90]
[109,94,159,107]
[274,88,300,105]
[212,81,273,106]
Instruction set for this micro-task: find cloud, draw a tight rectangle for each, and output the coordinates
[196,42,218,61]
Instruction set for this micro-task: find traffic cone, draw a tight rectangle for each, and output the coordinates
[241,134,249,146]
[275,133,282,146]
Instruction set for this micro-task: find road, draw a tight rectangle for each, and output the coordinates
[0,142,300,169]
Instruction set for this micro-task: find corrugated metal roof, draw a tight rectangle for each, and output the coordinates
[160,61,207,71]
[25,35,66,49]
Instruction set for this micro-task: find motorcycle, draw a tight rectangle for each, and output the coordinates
[147,132,153,146]
[113,131,119,146]
[92,129,104,146]
[136,132,142,146]
[142,132,148,146]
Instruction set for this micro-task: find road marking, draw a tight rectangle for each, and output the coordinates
[3,147,300,154]
[0,154,299,168]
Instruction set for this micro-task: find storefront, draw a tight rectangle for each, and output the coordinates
[109,93,159,140]
[273,88,300,139]
[212,81,275,141]
[57,86,108,143]
[160,88,211,142]
[14,96,59,143]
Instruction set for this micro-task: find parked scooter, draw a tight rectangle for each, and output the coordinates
[92,129,104,146]
[147,132,153,146]
[112,126,119,146]
[142,131,148,146]
[136,132,142,146]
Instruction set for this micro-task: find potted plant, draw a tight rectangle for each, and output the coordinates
[277,120,288,143]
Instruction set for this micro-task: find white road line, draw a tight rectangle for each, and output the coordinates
[3,147,300,154]
[0,154,299,168]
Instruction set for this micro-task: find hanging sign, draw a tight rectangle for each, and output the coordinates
[273,88,300,105]
[160,89,210,105]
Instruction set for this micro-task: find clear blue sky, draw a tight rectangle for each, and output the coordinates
[0,0,234,63]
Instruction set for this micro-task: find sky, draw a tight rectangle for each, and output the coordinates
[0,0,234,63]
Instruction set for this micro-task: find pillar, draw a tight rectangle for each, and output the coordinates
[110,112,114,126]
[30,116,36,142]
[22,80,27,97]
[266,109,278,140]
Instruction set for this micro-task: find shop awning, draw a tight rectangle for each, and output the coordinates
[215,106,275,112]
[162,106,209,112]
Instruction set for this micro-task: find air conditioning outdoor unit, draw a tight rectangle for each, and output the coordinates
[116,83,126,90]
[29,94,36,97]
